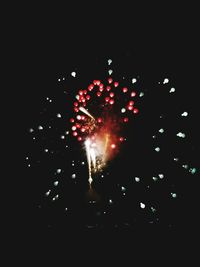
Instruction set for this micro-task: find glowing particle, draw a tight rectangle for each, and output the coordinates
[139,92,144,97]
[66,131,69,135]
[163,78,169,84]
[121,108,126,113]
[189,168,197,174]
[29,128,34,133]
[114,81,119,87]
[131,91,136,97]
[44,149,48,152]
[108,69,113,75]
[109,92,114,98]
[135,177,140,182]
[56,169,61,174]
[132,78,137,84]
[111,143,116,149]
[152,135,156,139]
[77,115,82,120]
[174,157,179,161]
[133,108,139,114]
[72,173,76,179]
[97,91,101,97]
[61,135,65,139]
[122,87,128,93]
[123,117,129,123]
[159,128,164,133]
[171,193,177,198]
[97,118,103,123]
[58,78,61,82]
[169,87,175,93]
[158,174,164,179]
[108,78,113,84]
[182,164,189,169]
[71,71,76,77]
[121,186,126,192]
[81,161,85,165]
[28,164,31,167]
[151,207,156,213]
[109,199,113,204]
[38,125,43,130]
[152,176,158,181]
[128,105,133,111]
[54,181,58,186]
[45,190,51,196]
[119,137,124,142]
[108,59,112,65]
[155,147,160,152]
[176,132,186,138]
[109,99,114,105]
[140,202,145,209]
[181,111,188,117]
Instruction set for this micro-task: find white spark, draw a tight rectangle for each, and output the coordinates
[169,87,175,93]
[121,108,126,113]
[29,128,34,133]
[181,111,188,117]
[58,78,61,82]
[158,174,164,179]
[109,199,113,204]
[62,77,65,80]
[163,78,169,84]
[155,147,160,152]
[140,202,145,209]
[135,177,140,182]
[121,186,126,192]
[44,149,48,152]
[56,169,61,174]
[176,132,186,138]
[71,71,76,77]
[159,128,164,133]
[61,135,65,139]
[26,157,29,160]
[38,125,43,130]
[54,181,58,186]
[108,59,112,65]
[182,164,189,169]
[66,131,69,135]
[81,161,85,165]
[45,190,51,196]
[152,176,158,181]
[108,69,113,75]
[139,92,144,97]
[174,157,179,161]
[72,174,76,179]
[57,113,61,118]
[171,193,177,198]
[132,78,137,84]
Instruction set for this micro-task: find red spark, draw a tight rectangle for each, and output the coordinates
[114,81,119,87]
[122,87,128,93]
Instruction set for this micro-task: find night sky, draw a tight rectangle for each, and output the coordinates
[23,43,199,238]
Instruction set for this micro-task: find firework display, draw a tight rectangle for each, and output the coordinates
[25,57,199,230]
